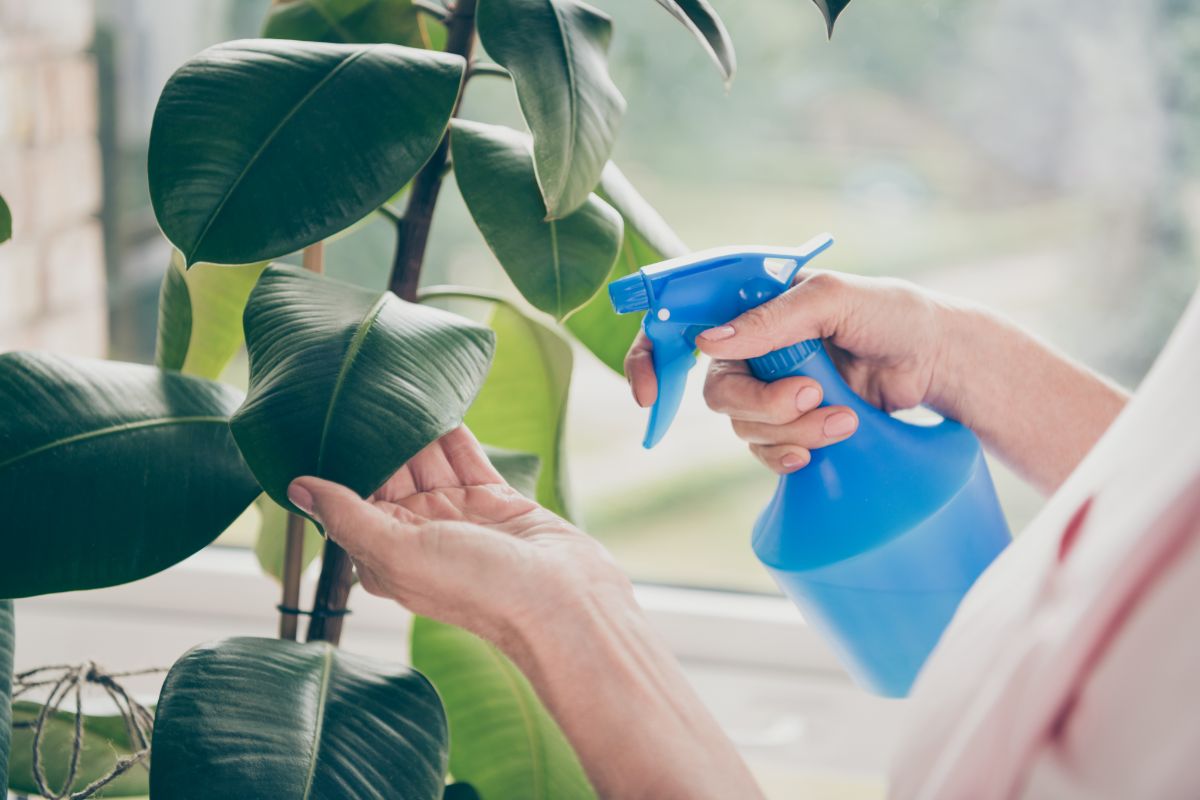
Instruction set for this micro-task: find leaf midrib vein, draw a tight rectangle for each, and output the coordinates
[300,645,336,799]
[315,294,390,473]
[484,644,548,798]
[547,0,580,210]
[187,46,377,261]
[0,417,230,472]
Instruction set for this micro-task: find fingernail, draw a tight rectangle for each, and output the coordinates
[288,482,315,516]
[823,412,857,439]
[699,325,735,342]
[781,452,808,469]
[796,386,821,412]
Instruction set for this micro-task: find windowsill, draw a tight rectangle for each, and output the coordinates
[12,546,905,793]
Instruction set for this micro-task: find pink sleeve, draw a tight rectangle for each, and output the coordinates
[889,291,1200,799]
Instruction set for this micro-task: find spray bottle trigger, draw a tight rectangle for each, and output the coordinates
[642,317,700,449]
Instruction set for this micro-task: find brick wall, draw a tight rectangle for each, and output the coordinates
[0,0,107,357]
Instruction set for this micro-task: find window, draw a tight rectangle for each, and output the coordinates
[97,1,1200,598]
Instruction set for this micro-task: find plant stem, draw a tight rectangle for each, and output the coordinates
[279,242,325,642]
[307,0,479,646]
[389,0,478,303]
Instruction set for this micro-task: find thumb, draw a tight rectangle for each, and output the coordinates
[695,272,845,360]
[287,477,392,549]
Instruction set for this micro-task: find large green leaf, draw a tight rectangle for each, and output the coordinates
[476,0,625,218]
[411,617,594,800]
[0,601,12,792]
[254,494,323,582]
[654,0,735,84]
[148,39,464,266]
[565,163,688,373]
[262,0,444,49]
[151,637,448,799]
[0,353,261,597]
[463,298,574,518]
[7,701,149,797]
[812,0,853,34]
[156,250,268,380]
[231,265,495,516]
[452,121,621,321]
[0,194,11,244]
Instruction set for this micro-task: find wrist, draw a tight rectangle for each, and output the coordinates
[925,298,998,427]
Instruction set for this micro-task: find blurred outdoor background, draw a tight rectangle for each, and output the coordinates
[6,0,1200,594]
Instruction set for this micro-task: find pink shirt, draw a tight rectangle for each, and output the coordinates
[890,290,1200,799]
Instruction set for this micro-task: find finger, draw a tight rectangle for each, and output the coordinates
[288,476,400,557]
[750,444,812,475]
[703,360,823,424]
[624,331,657,408]
[732,406,859,448]
[441,426,505,486]
[407,435,459,491]
[696,270,847,360]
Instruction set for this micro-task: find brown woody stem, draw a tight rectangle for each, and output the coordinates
[307,0,478,645]
[279,241,324,641]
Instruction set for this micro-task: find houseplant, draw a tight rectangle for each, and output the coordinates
[0,0,853,796]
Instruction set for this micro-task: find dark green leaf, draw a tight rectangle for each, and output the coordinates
[150,637,448,799]
[7,701,149,797]
[476,0,625,217]
[566,163,688,373]
[654,0,735,84]
[0,601,12,792]
[482,446,541,500]
[262,0,444,50]
[442,783,481,800]
[231,265,495,516]
[411,618,594,800]
[155,250,268,380]
[149,39,464,266]
[452,120,621,321]
[0,194,11,244]
[254,494,323,582]
[812,0,852,35]
[0,353,261,597]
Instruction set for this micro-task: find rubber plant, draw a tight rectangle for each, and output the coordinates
[0,0,852,797]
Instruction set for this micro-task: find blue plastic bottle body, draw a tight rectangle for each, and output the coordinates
[750,344,1012,697]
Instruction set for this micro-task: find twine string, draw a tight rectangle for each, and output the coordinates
[11,663,164,800]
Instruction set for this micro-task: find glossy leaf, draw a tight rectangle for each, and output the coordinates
[148,39,464,266]
[654,0,735,84]
[151,637,448,799]
[7,701,149,797]
[482,446,541,500]
[0,601,11,792]
[0,353,261,597]
[262,0,443,50]
[0,194,11,244]
[566,163,688,373]
[476,0,625,217]
[231,265,495,516]
[812,0,853,34]
[156,250,268,380]
[254,494,323,582]
[412,617,594,800]
[452,120,621,321]
[464,299,574,518]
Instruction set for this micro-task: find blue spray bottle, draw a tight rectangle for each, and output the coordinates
[608,235,1011,696]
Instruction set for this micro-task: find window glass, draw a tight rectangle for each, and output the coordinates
[99,0,1200,592]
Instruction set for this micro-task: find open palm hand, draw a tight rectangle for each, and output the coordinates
[288,428,627,645]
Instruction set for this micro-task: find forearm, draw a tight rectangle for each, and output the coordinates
[930,302,1129,494]
[502,585,766,800]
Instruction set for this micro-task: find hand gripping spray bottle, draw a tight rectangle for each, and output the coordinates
[609,234,1011,696]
